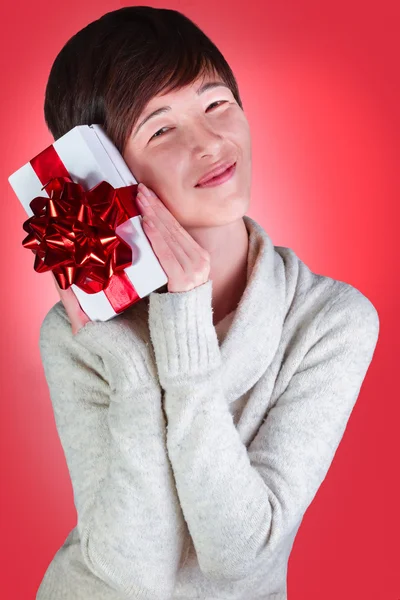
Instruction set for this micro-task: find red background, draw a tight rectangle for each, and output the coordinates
[1,1,398,598]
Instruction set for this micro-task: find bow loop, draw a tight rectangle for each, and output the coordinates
[22,176,139,295]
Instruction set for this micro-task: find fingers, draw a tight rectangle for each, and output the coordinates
[142,219,208,292]
[136,183,209,262]
[136,183,210,292]
[136,188,194,271]
[141,217,189,279]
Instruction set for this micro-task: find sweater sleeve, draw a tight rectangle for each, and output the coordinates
[39,303,186,600]
[147,280,380,582]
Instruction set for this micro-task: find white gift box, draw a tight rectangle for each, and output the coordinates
[8,124,168,321]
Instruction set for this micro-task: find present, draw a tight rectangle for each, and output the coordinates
[8,124,168,321]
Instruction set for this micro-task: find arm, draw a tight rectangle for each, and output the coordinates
[39,302,186,599]
[147,280,380,581]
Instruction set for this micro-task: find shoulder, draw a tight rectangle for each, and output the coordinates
[313,282,380,350]
[274,245,379,343]
[39,301,104,375]
[39,300,73,348]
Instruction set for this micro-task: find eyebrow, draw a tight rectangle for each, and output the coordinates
[132,81,230,138]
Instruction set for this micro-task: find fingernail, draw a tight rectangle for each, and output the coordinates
[137,191,149,206]
[139,183,151,198]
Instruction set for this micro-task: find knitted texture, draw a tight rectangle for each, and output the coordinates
[36,215,379,599]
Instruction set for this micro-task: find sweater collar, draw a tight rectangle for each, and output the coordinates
[220,215,287,403]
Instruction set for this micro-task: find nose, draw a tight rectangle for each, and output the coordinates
[187,117,225,158]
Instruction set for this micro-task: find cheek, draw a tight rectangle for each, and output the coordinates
[148,147,187,187]
[233,118,251,150]
[123,141,180,184]
[122,151,145,183]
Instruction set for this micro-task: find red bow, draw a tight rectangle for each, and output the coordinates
[22,176,139,294]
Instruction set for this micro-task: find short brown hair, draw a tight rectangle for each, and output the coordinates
[44,6,244,155]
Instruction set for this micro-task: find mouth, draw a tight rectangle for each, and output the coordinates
[195,162,237,188]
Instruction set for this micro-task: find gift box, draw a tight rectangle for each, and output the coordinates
[8,124,168,321]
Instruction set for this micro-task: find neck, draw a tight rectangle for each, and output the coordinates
[185,217,249,326]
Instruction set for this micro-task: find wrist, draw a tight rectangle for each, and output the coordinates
[148,279,221,387]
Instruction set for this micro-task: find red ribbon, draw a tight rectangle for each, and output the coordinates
[22,144,142,314]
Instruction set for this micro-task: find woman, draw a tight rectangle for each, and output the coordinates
[37,6,380,600]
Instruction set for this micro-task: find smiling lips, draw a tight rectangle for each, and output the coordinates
[196,162,237,188]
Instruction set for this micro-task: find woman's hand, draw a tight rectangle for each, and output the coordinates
[136,182,211,293]
[52,274,91,336]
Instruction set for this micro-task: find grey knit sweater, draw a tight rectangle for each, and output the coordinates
[36,215,379,600]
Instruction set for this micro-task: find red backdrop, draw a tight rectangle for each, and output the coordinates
[0,1,398,598]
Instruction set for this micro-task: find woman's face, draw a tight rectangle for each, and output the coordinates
[123,72,252,229]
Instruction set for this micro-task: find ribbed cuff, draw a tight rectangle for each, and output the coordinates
[148,279,221,387]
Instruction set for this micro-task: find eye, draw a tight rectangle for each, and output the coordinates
[206,100,227,111]
[150,127,170,141]
[149,101,228,141]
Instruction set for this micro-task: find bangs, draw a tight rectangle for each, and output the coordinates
[149,46,223,98]
[44,6,243,155]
